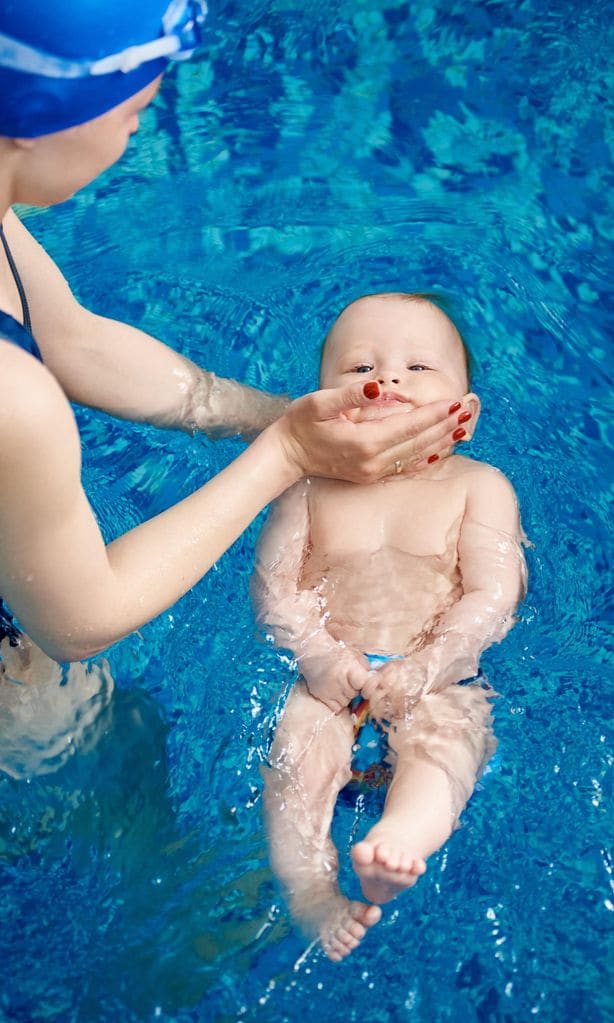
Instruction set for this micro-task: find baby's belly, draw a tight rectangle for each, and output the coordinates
[301,546,461,656]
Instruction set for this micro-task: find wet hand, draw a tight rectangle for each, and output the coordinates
[299,648,370,713]
[361,659,426,723]
[276,384,469,484]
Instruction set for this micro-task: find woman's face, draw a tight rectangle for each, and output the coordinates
[13,76,162,206]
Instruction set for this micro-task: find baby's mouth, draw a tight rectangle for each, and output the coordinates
[371,392,412,408]
[357,398,415,421]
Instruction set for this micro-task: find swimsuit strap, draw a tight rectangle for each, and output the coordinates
[0,223,42,641]
[0,599,21,647]
[0,222,32,334]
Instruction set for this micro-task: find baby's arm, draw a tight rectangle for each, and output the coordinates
[416,466,527,693]
[252,483,369,711]
[363,467,527,719]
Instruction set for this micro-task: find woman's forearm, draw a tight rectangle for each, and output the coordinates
[9,211,288,438]
[2,387,300,663]
[89,425,300,655]
[50,309,289,438]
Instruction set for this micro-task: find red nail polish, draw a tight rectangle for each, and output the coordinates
[452,427,466,441]
[427,453,439,464]
[458,410,472,425]
[364,382,380,399]
[448,401,462,414]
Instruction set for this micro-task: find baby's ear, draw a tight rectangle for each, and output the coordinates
[460,392,481,440]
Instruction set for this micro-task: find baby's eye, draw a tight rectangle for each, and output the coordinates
[354,364,374,374]
[408,364,430,372]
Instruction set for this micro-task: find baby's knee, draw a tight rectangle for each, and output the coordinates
[268,713,352,786]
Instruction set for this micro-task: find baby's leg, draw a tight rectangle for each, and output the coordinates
[264,681,381,960]
[352,683,496,904]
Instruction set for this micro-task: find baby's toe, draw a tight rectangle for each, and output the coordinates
[337,927,358,949]
[346,919,367,941]
[378,843,401,871]
[399,851,415,873]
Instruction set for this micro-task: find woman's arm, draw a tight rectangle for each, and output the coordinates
[0,344,458,662]
[4,209,288,438]
[4,210,466,463]
[252,484,369,710]
[0,345,297,661]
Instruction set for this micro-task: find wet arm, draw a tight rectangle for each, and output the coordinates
[252,484,369,709]
[252,483,341,660]
[417,468,528,693]
[5,210,288,438]
[0,348,298,662]
[1,345,445,663]
[363,469,527,716]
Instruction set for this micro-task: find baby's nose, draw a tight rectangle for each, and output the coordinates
[378,374,401,385]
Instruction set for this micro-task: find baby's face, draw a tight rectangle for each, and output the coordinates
[320,296,471,422]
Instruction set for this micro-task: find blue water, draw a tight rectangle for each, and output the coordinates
[2,1,612,1020]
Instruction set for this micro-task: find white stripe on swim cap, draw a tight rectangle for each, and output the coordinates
[0,31,187,78]
[0,0,207,79]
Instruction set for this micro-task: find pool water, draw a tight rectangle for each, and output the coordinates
[3,1,612,1020]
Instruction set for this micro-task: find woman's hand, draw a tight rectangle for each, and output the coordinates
[299,648,370,713]
[273,382,464,484]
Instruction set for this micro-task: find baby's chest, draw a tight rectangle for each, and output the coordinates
[307,478,465,556]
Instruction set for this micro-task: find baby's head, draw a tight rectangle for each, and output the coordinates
[320,292,479,433]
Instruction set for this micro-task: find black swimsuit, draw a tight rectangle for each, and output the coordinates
[0,221,43,645]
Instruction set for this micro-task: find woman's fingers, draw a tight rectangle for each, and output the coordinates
[279,386,471,483]
[362,401,469,473]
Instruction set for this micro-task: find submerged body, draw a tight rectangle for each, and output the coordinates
[302,468,466,656]
[253,294,527,961]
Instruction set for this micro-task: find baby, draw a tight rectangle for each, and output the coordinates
[252,293,527,961]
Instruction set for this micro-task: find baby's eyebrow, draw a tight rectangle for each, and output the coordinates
[338,351,373,365]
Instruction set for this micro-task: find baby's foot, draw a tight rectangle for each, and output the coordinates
[351,839,427,904]
[292,892,382,962]
[319,899,382,962]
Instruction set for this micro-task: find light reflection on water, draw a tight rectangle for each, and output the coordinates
[5,0,612,1020]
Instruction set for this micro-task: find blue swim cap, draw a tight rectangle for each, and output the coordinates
[0,0,207,138]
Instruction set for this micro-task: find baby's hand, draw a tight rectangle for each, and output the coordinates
[361,659,426,723]
[299,648,370,713]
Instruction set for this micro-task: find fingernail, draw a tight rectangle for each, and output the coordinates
[448,401,462,414]
[458,410,472,425]
[452,427,466,441]
[427,453,439,464]
[364,382,380,399]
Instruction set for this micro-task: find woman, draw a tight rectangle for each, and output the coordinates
[0,2,464,683]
